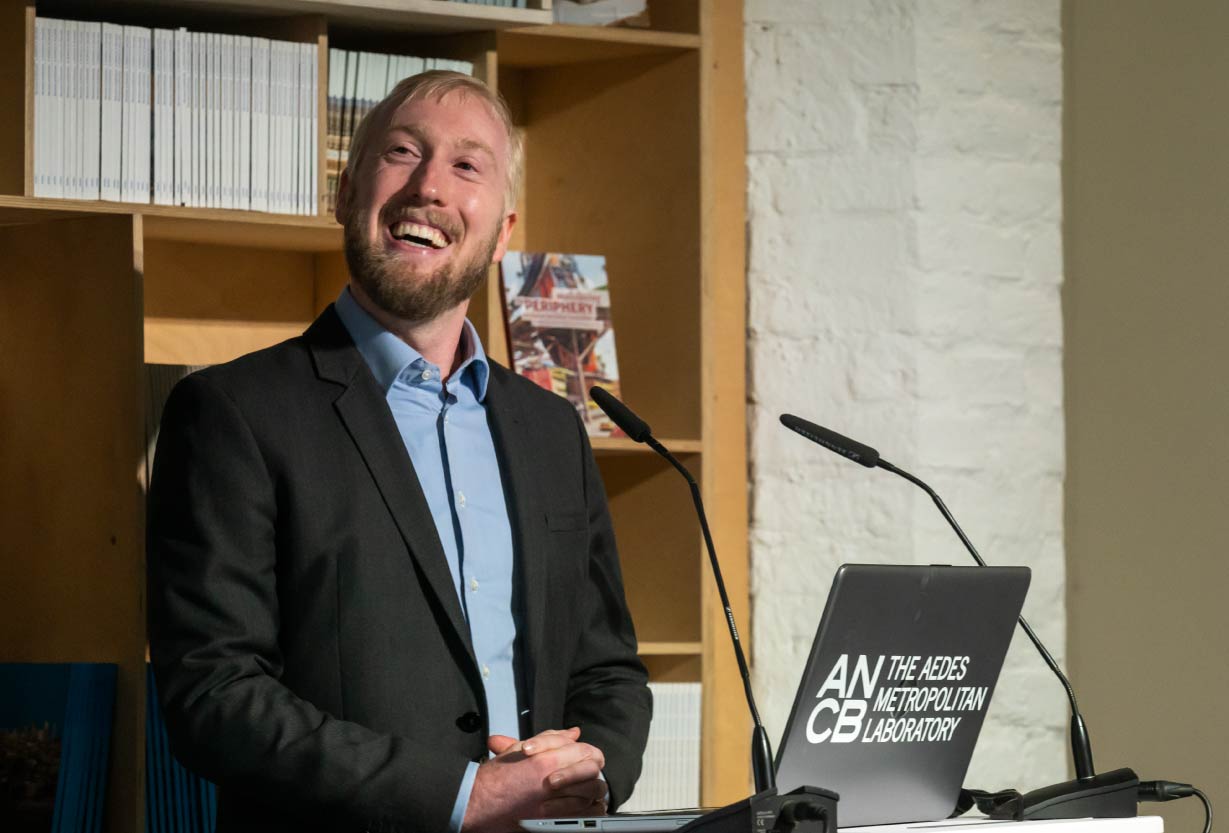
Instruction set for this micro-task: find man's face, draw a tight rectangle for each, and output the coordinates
[336,91,516,324]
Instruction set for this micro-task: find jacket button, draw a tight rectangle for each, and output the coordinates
[456,711,483,733]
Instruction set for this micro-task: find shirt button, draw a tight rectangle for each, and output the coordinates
[457,491,466,509]
[481,665,491,679]
[421,369,433,381]
[470,578,479,592]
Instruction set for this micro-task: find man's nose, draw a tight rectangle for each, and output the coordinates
[405,155,447,204]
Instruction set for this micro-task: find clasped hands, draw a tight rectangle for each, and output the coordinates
[462,727,607,833]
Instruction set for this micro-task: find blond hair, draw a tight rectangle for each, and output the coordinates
[345,69,523,211]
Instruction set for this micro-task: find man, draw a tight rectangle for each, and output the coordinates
[147,71,651,833]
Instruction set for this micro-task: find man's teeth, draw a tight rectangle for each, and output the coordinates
[390,222,448,249]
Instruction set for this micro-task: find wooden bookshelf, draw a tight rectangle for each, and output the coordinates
[0,0,748,828]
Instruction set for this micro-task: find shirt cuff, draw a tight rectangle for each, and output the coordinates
[449,760,481,832]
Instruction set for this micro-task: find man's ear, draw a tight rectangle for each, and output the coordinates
[491,211,518,263]
[334,168,352,225]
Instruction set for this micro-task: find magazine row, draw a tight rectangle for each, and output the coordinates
[32,17,318,213]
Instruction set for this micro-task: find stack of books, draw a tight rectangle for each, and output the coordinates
[619,682,702,812]
[33,17,318,214]
[326,50,474,211]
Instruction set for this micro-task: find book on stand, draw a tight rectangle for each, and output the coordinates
[499,251,625,439]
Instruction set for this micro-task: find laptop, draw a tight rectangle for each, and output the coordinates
[521,564,1030,832]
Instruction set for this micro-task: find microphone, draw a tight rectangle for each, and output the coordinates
[592,387,776,794]
[780,413,1139,820]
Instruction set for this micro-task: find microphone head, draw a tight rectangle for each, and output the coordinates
[590,387,653,443]
[779,413,880,468]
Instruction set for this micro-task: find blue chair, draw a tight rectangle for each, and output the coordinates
[0,662,118,833]
[145,665,216,833]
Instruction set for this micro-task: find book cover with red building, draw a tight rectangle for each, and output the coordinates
[499,251,624,438]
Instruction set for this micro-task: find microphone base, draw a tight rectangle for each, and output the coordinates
[989,768,1139,820]
[678,786,839,833]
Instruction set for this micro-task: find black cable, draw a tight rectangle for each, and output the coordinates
[1138,780,1213,833]
[1194,788,1213,833]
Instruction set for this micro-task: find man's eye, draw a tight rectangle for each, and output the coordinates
[456,161,478,172]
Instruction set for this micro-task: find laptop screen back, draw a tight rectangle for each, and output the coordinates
[774,564,1030,827]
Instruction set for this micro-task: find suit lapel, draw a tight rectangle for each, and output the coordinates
[306,308,477,665]
[483,367,551,722]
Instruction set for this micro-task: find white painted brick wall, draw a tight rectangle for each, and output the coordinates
[745,0,1066,791]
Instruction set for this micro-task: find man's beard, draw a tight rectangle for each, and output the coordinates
[343,214,499,324]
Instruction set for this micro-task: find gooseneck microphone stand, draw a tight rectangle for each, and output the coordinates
[779,413,1139,819]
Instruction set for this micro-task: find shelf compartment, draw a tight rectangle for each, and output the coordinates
[600,453,702,646]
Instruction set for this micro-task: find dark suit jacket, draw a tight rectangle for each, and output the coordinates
[147,306,651,833]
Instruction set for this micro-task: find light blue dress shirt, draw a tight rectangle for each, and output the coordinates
[334,287,518,831]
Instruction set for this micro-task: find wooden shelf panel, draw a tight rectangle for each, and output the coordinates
[591,437,701,455]
[638,641,702,656]
[0,197,342,251]
[497,25,699,67]
[33,0,551,34]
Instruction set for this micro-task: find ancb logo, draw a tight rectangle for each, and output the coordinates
[806,654,882,744]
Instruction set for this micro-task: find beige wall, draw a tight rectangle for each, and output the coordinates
[1064,1,1229,830]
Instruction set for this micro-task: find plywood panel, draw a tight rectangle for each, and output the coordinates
[0,0,29,194]
[697,0,750,806]
[143,239,317,364]
[0,213,145,833]
[516,53,702,440]
[599,454,702,645]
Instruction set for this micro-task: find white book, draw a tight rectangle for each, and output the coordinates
[237,36,252,211]
[249,37,270,213]
[80,22,102,200]
[119,25,134,201]
[173,28,188,205]
[286,41,298,215]
[153,28,174,205]
[299,43,312,215]
[296,42,309,215]
[134,27,152,203]
[206,32,218,208]
[288,42,299,215]
[52,19,67,198]
[272,40,286,214]
[220,34,234,209]
[268,41,282,214]
[99,23,122,201]
[306,42,318,216]
[283,42,297,215]
[32,18,52,196]
[192,31,204,206]
[64,20,79,199]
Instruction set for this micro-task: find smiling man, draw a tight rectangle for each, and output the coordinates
[147,72,651,833]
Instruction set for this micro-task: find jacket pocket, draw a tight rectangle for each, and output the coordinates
[546,509,587,532]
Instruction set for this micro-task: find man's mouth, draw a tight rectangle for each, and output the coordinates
[389,221,451,249]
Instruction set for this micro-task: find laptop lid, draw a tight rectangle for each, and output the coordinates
[774,563,1030,827]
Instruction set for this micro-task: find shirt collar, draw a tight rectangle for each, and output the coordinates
[334,286,490,401]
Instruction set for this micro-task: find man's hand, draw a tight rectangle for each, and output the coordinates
[462,727,607,833]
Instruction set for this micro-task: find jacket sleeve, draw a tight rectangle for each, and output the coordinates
[560,412,653,810]
[147,371,469,833]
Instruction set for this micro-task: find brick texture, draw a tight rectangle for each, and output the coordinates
[745,0,1066,790]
